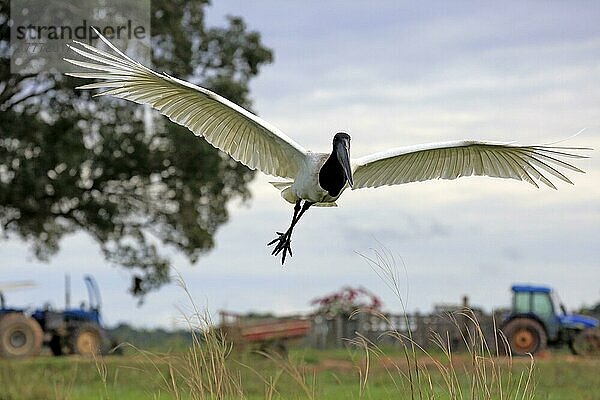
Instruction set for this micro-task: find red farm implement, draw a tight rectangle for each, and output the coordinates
[219,311,311,356]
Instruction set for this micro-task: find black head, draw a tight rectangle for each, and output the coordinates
[333,132,351,144]
[332,132,353,188]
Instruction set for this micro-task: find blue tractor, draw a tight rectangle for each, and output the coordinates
[0,275,107,358]
[500,284,600,356]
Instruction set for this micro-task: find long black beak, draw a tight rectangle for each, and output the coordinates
[336,140,354,188]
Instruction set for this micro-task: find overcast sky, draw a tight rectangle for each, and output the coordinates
[2,1,600,329]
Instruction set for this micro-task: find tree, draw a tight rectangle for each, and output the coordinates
[0,0,273,296]
[310,286,383,318]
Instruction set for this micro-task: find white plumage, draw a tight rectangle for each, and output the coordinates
[65,37,306,180]
[352,140,584,190]
[65,30,589,263]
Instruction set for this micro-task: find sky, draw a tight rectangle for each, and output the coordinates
[2,1,600,329]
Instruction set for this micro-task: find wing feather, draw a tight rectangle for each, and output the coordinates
[497,149,536,187]
[352,140,589,190]
[487,148,510,178]
[517,150,572,185]
[65,32,307,179]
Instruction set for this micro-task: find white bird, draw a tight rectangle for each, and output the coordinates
[65,31,589,264]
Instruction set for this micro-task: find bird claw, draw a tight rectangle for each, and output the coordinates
[267,232,284,246]
[267,230,293,264]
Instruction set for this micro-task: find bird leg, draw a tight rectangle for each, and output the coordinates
[268,200,313,264]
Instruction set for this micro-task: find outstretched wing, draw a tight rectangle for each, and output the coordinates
[352,140,589,190]
[64,32,307,179]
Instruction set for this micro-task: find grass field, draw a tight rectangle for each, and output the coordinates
[1,348,598,400]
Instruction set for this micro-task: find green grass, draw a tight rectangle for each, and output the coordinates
[0,349,598,400]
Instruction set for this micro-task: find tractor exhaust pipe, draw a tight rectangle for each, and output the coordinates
[65,274,71,309]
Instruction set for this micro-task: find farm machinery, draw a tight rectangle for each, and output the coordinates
[0,275,107,358]
[219,311,311,357]
[500,284,600,356]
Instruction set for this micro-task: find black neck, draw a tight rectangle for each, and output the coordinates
[319,152,346,197]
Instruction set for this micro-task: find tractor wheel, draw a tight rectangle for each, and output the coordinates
[0,313,43,358]
[70,323,104,356]
[501,318,547,356]
[569,329,600,356]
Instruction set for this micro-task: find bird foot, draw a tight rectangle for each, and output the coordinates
[267,230,293,264]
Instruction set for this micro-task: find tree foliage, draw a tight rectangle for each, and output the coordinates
[0,0,273,296]
[310,286,383,318]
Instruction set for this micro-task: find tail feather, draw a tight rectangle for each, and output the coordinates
[269,180,293,190]
[269,181,337,206]
[314,202,338,207]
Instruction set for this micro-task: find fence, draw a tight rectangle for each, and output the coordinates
[305,307,505,351]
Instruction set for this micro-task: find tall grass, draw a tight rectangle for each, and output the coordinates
[124,251,536,399]
[125,275,246,400]
[355,246,535,400]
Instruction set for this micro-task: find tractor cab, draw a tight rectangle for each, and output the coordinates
[510,285,560,340]
[61,275,102,326]
[31,275,103,327]
[501,284,599,356]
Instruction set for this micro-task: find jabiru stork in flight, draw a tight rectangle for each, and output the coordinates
[65,31,589,264]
